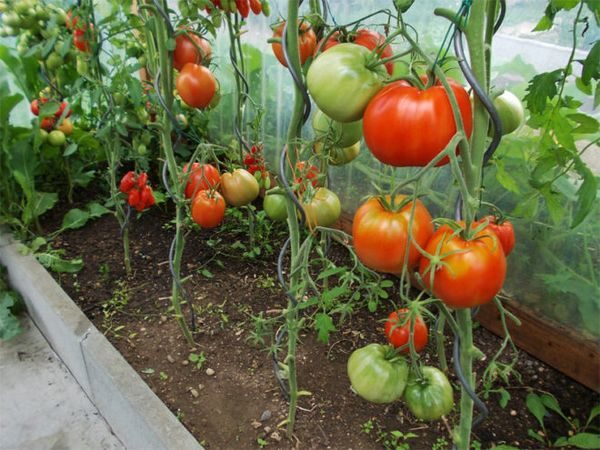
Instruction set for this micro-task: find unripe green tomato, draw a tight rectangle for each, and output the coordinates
[54,9,67,25]
[312,109,362,147]
[35,7,50,20]
[137,144,147,156]
[19,14,37,29]
[493,90,525,135]
[3,12,21,28]
[138,55,147,67]
[176,113,188,129]
[136,107,149,123]
[113,92,126,106]
[46,52,63,71]
[263,193,288,221]
[76,58,89,76]
[48,130,66,147]
[141,131,152,145]
[38,129,48,142]
[15,2,32,14]
[404,366,453,421]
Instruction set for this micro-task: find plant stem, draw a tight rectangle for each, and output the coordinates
[145,0,193,344]
[455,309,474,450]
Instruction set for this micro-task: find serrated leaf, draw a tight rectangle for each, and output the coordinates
[316,266,346,280]
[567,433,600,449]
[526,393,547,428]
[62,208,90,230]
[36,253,83,273]
[524,70,563,114]
[582,41,600,85]
[314,312,336,344]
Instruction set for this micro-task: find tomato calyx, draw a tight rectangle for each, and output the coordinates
[375,194,417,213]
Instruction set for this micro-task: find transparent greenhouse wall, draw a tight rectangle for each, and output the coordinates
[203,0,600,342]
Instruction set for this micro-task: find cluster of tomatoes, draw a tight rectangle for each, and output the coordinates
[119,171,156,212]
[66,11,92,53]
[205,0,270,17]
[183,163,260,229]
[30,97,74,146]
[173,30,219,110]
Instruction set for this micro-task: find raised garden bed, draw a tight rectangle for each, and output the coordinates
[17,202,596,450]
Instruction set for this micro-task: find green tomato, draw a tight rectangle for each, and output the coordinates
[46,52,63,71]
[48,130,66,147]
[263,193,288,221]
[347,343,409,404]
[113,92,126,106]
[307,43,386,123]
[38,129,48,142]
[3,12,21,28]
[312,109,362,147]
[302,187,341,228]
[404,366,453,421]
[314,141,361,166]
[493,90,524,135]
[76,57,89,76]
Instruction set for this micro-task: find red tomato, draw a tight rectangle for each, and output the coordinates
[183,163,221,199]
[40,117,56,131]
[235,0,250,17]
[249,0,262,14]
[73,26,93,52]
[271,21,317,68]
[191,190,226,229]
[319,29,394,75]
[176,63,217,109]
[173,32,212,71]
[137,172,148,188]
[352,195,433,274]
[384,309,428,353]
[119,171,136,193]
[418,224,507,309]
[482,216,515,256]
[30,98,48,116]
[55,101,72,118]
[140,185,155,209]
[294,161,320,191]
[363,78,473,167]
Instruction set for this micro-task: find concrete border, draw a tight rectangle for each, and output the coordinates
[0,232,203,450]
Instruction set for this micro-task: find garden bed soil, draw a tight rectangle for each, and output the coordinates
[43,203,598,450]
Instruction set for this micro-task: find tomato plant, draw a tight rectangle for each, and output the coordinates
[404,366,454,421]
[384,309,428,353]
[173,31,212,71]
[302,187,341,228]
[183,163,221,199]
[352,196,433,274]
[314,141,361,166]
[176,63,218,109]
[271,20,316,68]
[307,43,386,123]
[318,28,394,75]
[347,343,409,404]
[363,78,473,167]
[191,190,226,229]
[418,224,507,309]
[220,168,260,207]
[294,161,320,191]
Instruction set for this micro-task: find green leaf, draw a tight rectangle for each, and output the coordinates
[575,77,593,95]
[567,113,599,135]
[552,0,580,10]
[582,41,600,85]
[86,202,110,219]
[533,14,554,32]
[528,429,545,443]
[540,393,569,422]
[495,160,521,193]
[61,209,90,230]
[0,92,23,123]
[36,253,83,273]
[586,405,600,428]
[32,192,58,218]
[541,187,566,224]
[498,388,511,408]
[63,143,78,157]
[526,393,548,428]
[595,80,600,109]
[571,162,598,228]
[567,433,600,449]
[314,312,336,344]
[524,70,563,114]
[492,446,520,450]
[0,291,22,341]
[586,0,600,26]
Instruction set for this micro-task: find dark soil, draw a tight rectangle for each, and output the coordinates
[43,203,599,450]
